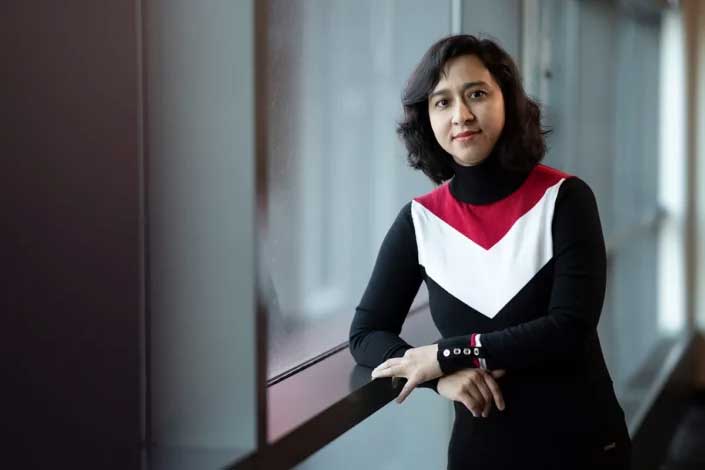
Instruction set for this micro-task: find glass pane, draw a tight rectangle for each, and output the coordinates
[262,0,449,378]
[145,1,257,466]
[533,0,682,419]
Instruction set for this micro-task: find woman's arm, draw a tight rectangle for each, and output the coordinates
[435,177,607,373]
[349,202,440,392]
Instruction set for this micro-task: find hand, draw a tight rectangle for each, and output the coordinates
[437,368,506,418]
[370,344,443,404]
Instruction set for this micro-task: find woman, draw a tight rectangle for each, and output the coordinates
[348,35,631,470]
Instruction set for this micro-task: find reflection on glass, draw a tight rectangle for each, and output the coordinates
[261,0,449,378]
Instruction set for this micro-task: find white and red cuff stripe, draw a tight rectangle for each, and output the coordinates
[470,333,488,369]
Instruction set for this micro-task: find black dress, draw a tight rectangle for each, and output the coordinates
[349,152,631,470]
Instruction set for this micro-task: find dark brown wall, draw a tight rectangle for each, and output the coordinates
[4,2,142,468]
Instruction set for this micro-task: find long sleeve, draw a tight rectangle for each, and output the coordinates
[436,177,607,372]
[349,202,439,393]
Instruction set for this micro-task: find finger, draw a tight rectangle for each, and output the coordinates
[396,378,419,404]
[373,358,402,372]
[372,364,403,379]
[473,376,493,417]
[463,382,485,417]
[460,388,483,418]
[491,369,506,379]
[459,394,476,417]
[372,358,403,375]
[484,374,506,411]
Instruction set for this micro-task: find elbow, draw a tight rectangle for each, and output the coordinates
[348,327,366,366]
[348,326,381,368]
[552,315,592,362]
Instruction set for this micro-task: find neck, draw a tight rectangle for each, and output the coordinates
[448,151,532,204]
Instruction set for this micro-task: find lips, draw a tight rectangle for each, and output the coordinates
[453,130,481,140]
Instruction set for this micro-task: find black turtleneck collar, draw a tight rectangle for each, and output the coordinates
[448,151,533,205]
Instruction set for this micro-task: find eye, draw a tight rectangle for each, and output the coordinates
[469,90,487,99]
[434,98,449,109]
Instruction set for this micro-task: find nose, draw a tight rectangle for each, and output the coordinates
[452,100,474,125]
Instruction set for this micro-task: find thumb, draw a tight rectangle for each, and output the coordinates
[491,369,506,379]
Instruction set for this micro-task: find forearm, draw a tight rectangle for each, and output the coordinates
[435,324,585,374]
[348,202,441,391]
[349,326,414,368]
[478,311,594,370]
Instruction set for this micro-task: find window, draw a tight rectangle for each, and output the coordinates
[261,0,450,379]
[523,0,687,422]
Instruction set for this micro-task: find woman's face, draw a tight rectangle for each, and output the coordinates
[427,54,505,167]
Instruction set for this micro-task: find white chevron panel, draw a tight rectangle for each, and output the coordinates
[411,179,565,318]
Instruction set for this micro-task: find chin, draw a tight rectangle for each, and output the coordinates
[455,154,488,166]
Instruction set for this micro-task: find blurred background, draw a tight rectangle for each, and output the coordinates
[5,0,705,469]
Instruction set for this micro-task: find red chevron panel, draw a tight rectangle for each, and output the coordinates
[413,165,571,250]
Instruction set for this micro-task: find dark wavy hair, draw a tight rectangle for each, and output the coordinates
[397,34,549,184]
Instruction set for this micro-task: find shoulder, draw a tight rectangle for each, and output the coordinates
[395,200,414,223]
[534,162,573,181]
[388,201,417,237]
[412,181,451,209]
[379,201,420,252]
[550,173,604,241]
[553,179,602,248]
[394,182,449,232]
[555,175,598,210]
[527,164,602,229]
[530,163,596,206]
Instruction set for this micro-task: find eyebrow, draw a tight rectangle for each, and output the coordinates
[428,81,491,100]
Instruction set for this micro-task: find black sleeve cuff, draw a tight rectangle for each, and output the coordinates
[436,336,487,374]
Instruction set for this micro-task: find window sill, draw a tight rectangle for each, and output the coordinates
[627,330,697,470]
[229,306,439,470]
